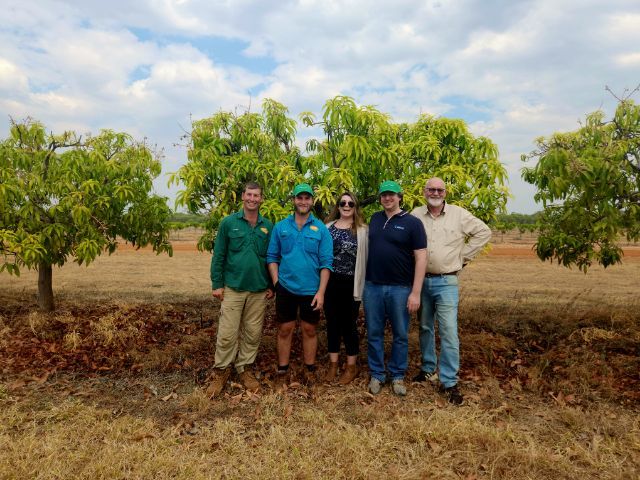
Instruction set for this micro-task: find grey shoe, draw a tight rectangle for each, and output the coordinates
[368,377,382,395]
[391,379,407,396]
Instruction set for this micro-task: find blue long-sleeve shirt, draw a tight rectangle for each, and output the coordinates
[267,214,333,295]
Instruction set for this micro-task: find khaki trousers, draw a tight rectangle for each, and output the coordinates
[214,287,267,372]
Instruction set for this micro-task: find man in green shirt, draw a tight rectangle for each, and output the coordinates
[207,182,274,397]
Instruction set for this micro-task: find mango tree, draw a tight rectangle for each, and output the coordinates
[522,99,640,271]
[0,119,173,311]
[173,96,509,250]
[170,99,300,251]
[301,96,508,220]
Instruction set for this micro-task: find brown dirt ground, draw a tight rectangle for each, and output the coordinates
[0,231,640,479]
[2,238,639,407]
[2,237,639,479]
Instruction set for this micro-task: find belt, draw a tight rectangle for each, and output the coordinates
[426,271,458,277]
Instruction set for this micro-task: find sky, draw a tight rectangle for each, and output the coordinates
[1,0,639,213]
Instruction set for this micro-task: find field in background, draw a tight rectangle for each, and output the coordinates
[1,234,639,479]
[169,226,640,247]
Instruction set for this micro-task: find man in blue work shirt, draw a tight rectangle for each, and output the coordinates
[267,183,333,388]
[364,180,427,396]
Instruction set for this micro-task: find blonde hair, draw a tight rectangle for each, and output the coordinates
[326,191,366,235]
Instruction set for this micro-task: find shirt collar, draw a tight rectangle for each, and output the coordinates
[425,201,446,218]
[238,209,264,224]
[384,209,407,219]
[288,212,315,226]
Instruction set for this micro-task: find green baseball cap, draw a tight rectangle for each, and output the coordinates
[378,180,402,195]
[292,183,314,197]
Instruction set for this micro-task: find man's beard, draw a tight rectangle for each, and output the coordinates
[427,198,444,208]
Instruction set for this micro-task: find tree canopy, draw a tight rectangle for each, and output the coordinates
[0,119,173,310]
[522,98,640,271]
[173,96,509,251]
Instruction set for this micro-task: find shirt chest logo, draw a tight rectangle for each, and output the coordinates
[260,227,269,234]
[309,225,318,231]
[394,225,405,230]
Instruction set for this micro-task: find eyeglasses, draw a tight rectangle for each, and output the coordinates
[426,188,446,194]
[339,200,355,208]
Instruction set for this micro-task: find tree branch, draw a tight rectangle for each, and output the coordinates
[605,83,640,102]
[360,195,378,207]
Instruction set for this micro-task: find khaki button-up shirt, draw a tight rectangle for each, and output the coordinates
[411,203,491,274]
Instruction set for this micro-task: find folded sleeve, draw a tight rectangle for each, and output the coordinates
[210,219,228,289]
[266,224,281,264]
[461,212,491,262]
[318,225,334,271]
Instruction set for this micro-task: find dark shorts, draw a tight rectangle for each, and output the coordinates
[275,282,320,325]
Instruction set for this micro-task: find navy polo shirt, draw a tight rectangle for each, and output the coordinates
[366,210,427,286]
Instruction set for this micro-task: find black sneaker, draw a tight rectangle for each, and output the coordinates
[443,385,464,405]
[412,370,438,383]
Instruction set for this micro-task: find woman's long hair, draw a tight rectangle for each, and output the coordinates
[326,191,366,235]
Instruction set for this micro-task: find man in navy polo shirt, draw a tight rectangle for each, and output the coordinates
[364,180,427,396]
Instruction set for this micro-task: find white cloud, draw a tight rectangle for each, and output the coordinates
[605,12,640,39]
[615,52,640,67]
[32,92,87,113]
[1,0,640,212]
[0,58,28,93]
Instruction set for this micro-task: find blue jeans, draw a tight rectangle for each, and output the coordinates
[363,282,411,382]
[419,275,460,388]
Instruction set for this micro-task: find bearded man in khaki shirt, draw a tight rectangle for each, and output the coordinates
[411,177,491,405]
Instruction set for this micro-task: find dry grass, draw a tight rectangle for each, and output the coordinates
[1,241,639,478]
[0,386,638,479]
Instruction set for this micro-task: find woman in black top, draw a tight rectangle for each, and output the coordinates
[323,192,368,384]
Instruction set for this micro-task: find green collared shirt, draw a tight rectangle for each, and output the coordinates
[210,210,273,292]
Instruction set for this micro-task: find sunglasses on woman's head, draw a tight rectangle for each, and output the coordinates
[339,200,355,208]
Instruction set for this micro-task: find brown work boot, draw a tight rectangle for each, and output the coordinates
[274,370,290,391]
[240,369,260,391]
[302,367,317,386]
[324,362,338,383]
[206,367,231,398]
[338,364,358,385]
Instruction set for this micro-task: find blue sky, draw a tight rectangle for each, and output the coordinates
[1,0,639,213]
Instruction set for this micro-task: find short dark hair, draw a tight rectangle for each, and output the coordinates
[243,181,262,193]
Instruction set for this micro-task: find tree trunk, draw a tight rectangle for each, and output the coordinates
[38,262,55,312]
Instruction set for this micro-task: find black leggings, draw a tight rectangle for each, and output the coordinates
[324,272,360,356]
